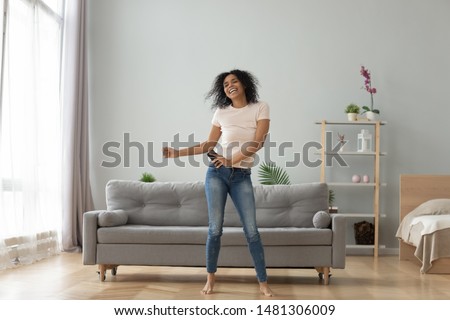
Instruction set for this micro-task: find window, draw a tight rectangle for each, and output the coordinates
[0,0,65,267]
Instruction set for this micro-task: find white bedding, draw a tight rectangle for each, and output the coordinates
[396,199,450,273]
[410,215,450,237]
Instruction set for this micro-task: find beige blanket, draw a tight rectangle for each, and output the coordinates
[415,229,450,273]
[397,216,450,273]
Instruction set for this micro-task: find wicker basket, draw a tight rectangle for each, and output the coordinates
[353,220,374,245]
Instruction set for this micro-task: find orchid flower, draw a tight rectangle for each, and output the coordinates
[360,66,380,114]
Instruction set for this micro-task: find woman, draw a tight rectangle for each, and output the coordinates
[163,69,273,297]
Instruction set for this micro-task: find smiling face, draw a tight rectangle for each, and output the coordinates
[223,74,246,102]
[206,69,259,109]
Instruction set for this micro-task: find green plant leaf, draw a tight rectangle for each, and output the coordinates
[140,172,156,183]
[328,189,335,207]
[345,103,360,114]
[258,162,291,185]
[372,109,380,114]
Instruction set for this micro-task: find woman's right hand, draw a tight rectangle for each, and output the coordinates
[163,147,179,158]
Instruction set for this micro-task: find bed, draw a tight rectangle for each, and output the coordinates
[397,175,450,274]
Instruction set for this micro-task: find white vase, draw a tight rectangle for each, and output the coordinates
[365,111,378,121]
[347,113,357,121]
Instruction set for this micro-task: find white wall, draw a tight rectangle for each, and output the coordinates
[86,0,450,251]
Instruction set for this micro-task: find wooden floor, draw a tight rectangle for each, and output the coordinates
[1,252,450,300]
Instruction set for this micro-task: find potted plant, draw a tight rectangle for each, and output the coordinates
[360,66,380,121]
[140,172,156,183]
[344,103,360,121]
[328,189,338,213]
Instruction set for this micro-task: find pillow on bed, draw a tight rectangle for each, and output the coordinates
[396,199,450,241]
[408,199,450,217]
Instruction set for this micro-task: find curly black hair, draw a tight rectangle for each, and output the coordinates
[205,69,260,109]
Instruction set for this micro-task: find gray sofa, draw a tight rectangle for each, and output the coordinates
[83,180,346,284]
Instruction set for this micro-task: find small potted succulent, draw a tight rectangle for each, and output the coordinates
[344,103,360,121]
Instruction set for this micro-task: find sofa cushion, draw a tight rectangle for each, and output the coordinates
[313,211,331,229]
[258,183,329,228]
[97,225,332,246]
[258,227,332,246]
[98,210,128,227]
[98,225,208,245]
[106,180,209,226]
[105,180,329,229]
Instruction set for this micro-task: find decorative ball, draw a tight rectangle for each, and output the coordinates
[363,175,370,183]
[313,211,332,229]
[352,174,361,183]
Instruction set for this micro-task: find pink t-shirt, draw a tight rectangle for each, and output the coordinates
[211,101,270,168]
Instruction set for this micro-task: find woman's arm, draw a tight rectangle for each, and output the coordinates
[163,125,222,158]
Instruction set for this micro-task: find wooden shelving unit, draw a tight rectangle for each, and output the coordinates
[316,120,386,257]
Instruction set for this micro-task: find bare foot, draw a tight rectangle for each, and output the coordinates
[259,282,274,297]
[200,273,215,295]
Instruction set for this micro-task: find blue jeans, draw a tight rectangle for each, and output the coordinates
[204,165,268,282]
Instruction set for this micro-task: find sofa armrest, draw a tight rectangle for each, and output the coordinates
[331,214,346,268]
[82,210,102,265]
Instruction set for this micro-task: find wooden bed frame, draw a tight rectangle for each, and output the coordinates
[399,174,450,273]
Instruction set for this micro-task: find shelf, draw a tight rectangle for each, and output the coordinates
[315,120,387,125]
[346,244,386,249]
[318,120,385,257]
[317,151,387,156]
[327,182,387,187]
[345,244,387,256]
[333,213,387,218]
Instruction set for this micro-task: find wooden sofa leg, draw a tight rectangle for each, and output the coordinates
[315,267,331,285]
[98,264,107,282]
[97,264,119,282]
[322,267,330,285]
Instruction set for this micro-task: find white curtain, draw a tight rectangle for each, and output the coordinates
[0,0,64,269]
